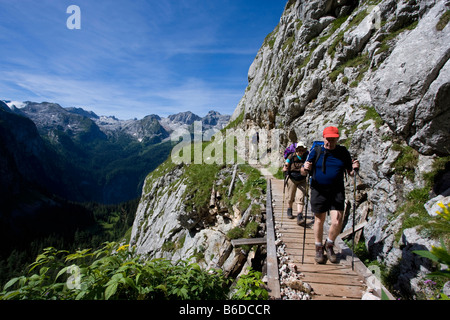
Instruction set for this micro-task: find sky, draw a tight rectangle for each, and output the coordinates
[0,0,286,120]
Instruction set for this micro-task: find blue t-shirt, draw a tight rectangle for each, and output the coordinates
[306,145,352,187]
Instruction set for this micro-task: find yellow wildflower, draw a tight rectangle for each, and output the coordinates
[117,244,130,252]
[435,201,450,221]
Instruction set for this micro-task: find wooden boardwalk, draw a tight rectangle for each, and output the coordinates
[268,175,366,300]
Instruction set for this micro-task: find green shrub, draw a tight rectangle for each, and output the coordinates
[227,227,244,240]
[231,268,268,300]
[414,238,450,300]
[436,10,450,31]
[0,242,230,300]
[391,143,419,181]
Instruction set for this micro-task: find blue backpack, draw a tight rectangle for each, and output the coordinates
[308,141,325,177]
[310,141,324,162]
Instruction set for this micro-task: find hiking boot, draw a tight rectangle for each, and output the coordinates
[315,244,326,264]
[297,213,306,226]
[325,241,338,263]
[287,208,294,219]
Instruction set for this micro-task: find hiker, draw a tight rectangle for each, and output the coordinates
[302,127,360,264]
[282,141,309,226]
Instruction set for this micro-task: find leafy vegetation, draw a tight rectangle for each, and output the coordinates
[362,106,384,128]
[328,53,370,83]
[394,187,430,242]
[0,199,138,289]
[414,233,450,300]
[0,242,229,300]
[429,202,450,242]
[355,155,450,299]
[0,242,268,300]
[231,268,268,300]
[227,221,260,241]
[182,157,222,214]
[374,20,419,56]
[392,157,450,244]
[224,110,245,130]
[436,10,450,31]
[263,25,279,50]
[391,143,419,181]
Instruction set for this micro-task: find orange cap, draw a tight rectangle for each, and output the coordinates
[323,126,339,138]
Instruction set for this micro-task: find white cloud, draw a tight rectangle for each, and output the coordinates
[2,71,242,119]
[0,1,283,119]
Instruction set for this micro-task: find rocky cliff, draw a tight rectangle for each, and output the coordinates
[129,161,268,279]
[129,0,449,298]
[228,0,449,297]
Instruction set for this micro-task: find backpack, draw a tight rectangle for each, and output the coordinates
[308,141,350,181]
[283,143,298,159]
[305,140,330,182]
[310,141,324,167]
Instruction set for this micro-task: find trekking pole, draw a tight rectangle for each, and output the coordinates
[302,172,310,265]
[281,175,288,228]
[352,166,359,271]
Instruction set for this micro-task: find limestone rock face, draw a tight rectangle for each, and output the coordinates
[129,162,266,278]
[229,0,450,297]
[232,0,449,157]
[370,1,450,155]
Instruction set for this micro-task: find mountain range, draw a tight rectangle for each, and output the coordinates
[0,99,229,254]
[1,100,230,203]
[4,101,230,143]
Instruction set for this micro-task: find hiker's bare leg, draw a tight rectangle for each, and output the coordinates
[324,210,343,264]
[314,212,327,263]
[314,212,326,244]
[327,210,344,242]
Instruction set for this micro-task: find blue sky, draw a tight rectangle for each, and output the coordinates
[0,0,286,119]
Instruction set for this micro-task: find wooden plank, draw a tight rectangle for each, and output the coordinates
[299,272,363,286]
[270,178,365,300]
[296,263,357,275]
[314,295,360,300]
[209,186,216,208]
[355,203,369,244]
[267,175,397,301]
[238,204,253,227]
[332,232,396,300]
[308,283,364,299]
[228,164,238,197]
[280,233,315,240]
[231,237,266,247]
[265,179,281,299]
[339,221,368,239]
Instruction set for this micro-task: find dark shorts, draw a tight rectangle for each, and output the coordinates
[310,182,345,214]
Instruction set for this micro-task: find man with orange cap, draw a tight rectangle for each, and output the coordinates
[302,126,359,264]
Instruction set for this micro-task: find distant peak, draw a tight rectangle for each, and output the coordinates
[66,107,100,119]
[167,111,202,125]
